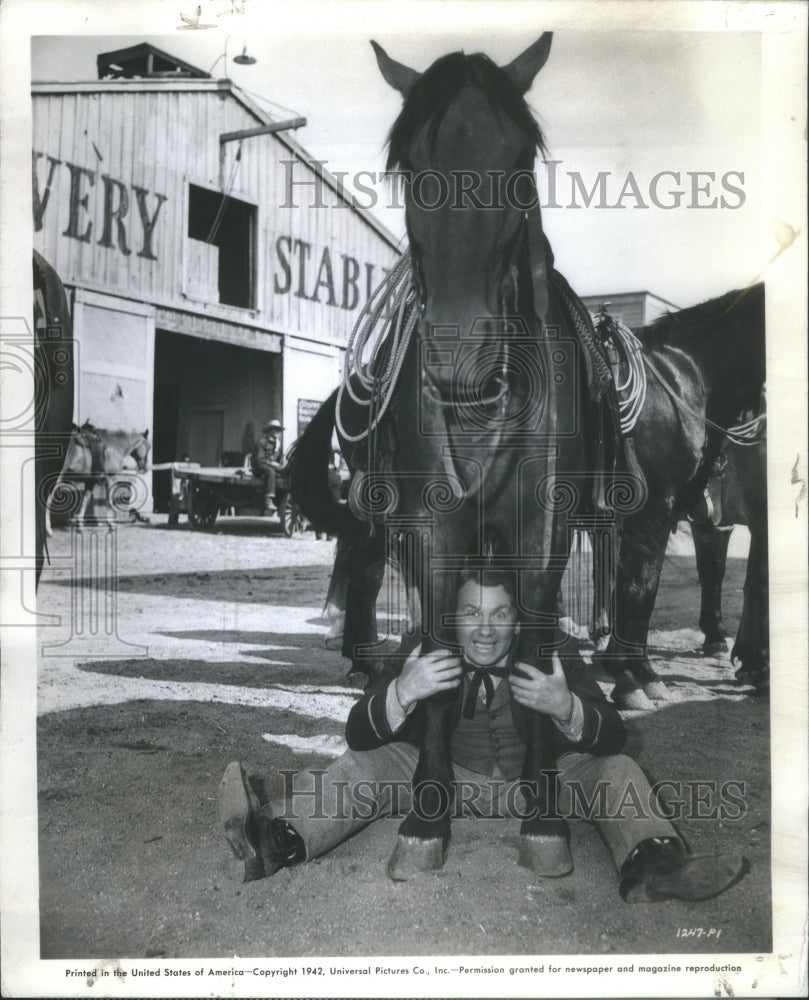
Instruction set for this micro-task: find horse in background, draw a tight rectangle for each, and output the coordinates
[34,250,74,588]
[690,430,767,688]
[591,285,766,707]
[47,423,151,530]
[291,34,632,879]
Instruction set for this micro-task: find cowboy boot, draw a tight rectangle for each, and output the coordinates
[218,762,305,882]
[619,836,749,903]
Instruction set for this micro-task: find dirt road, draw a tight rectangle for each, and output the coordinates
[36,516,770,960]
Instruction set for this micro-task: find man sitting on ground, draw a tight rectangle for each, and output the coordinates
[219,567,748,902]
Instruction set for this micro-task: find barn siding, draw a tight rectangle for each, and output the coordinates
[32,83,399,348]
[32,76,399,489]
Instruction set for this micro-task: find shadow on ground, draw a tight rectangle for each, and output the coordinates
[38,695,771,959]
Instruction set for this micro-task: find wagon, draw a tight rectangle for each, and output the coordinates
[172,459,310,536]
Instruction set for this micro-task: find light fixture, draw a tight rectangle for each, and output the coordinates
[233,46,256,66]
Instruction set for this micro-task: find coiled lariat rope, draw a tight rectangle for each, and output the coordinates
[337,255,764,458]
[596,313,765,446]
[595,315,647,435]
[336,251,418,444]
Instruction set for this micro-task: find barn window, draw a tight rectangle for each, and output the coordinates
[187,184,256,309]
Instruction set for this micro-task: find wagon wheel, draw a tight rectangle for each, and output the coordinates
[279,495,309,538]
[186,484,218,529]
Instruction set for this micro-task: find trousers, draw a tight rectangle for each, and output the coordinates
[268,742,678,872]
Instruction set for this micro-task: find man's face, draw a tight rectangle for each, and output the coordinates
[455,579,518,668]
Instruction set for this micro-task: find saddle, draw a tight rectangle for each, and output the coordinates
[341,250,647,517]
[549,274,647,513]
[74,421,107,476]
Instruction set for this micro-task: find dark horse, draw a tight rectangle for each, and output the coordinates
[291,35,627,878]
[690,429,768,687]
[594,285,766,708]
[33,250,74,588]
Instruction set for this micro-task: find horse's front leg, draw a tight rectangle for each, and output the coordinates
[387,691,456,880]
[596,505,672,709]
[386,523,461,880]
[691,520,733,655]
[512,569,574,876]
[517,696,573,877]
[73,483,93,532]
[731,521,769,693]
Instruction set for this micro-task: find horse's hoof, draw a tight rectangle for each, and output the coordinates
[518,834,573,877]
[324,610,345,650]
[642,680,671,701]
[386,836,447,881]
[734,663,769,695]
[702,639,729,657]
[611,684,655,711]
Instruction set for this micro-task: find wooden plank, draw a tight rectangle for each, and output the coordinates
[219,118,307,145]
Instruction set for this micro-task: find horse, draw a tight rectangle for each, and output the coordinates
[590,285,766,708]
[290,33,630,879]
[33,250,75,588]
[690,431,767,686]
[48,423,151,530]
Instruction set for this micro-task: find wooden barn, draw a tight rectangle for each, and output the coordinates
[31,42,400,511]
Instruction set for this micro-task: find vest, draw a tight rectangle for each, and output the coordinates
[450,677,525,780]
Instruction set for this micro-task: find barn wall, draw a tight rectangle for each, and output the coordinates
[32,77,400,512]
[32,83,399,347]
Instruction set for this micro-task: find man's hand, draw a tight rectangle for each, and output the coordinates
[394,648,462,711]
[509,653,573,724]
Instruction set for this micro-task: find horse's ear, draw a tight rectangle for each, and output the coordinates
[503,32,553,93]
[525,204,549,326]
[371,40,421,96]
[143,429,149,437]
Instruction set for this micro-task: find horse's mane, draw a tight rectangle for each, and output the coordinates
[639,282,764,345]
[386,52,546,172]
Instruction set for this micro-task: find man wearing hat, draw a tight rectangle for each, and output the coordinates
[253,419,284,515]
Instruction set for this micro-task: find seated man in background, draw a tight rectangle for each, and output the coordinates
[219,566,748,902]
[252,419,284,515]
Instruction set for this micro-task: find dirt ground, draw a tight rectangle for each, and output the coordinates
[35,515,771,960]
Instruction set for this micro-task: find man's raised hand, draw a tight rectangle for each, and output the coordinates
[509,653,574,724]
[395,648,462,711]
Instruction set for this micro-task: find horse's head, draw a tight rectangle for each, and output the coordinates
[128,430,151,472]
[374,34,552,397]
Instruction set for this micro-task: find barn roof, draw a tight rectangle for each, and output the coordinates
[31,75,401,252]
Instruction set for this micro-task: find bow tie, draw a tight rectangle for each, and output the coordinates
[462,661,509,719]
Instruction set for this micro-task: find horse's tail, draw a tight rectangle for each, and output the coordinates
[287,389,362,539]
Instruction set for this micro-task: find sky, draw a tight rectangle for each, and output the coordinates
[29,10,769,307]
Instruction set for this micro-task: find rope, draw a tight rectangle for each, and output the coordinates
[725,411,766,442]
[597,311,764,446]
[338,256,765,455]
[642,353,766,447]
[336,252,418,444]
[594,316,647,434]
